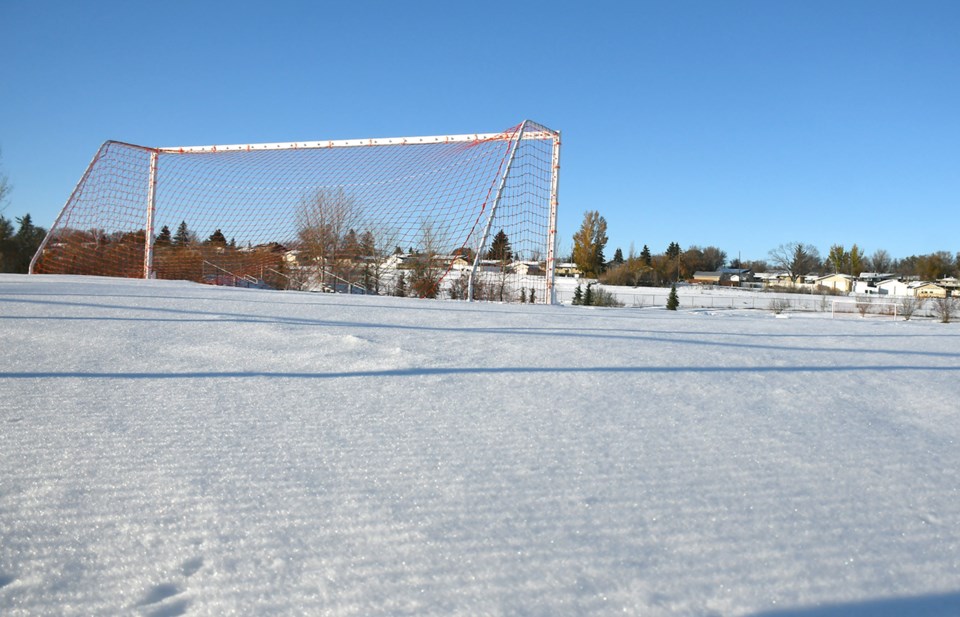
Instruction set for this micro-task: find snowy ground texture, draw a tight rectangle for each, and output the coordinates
[2,274,959,617]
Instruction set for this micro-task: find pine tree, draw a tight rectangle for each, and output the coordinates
[206,229,227,246]
[174,221,192,246]
[155,225,172,246]
[0,214,14,272]
[360,231,376,256]
[394,272,407,297]
[613,248,624,266]
[584,283,594,306]
[529,288,535,304]
[520,288,527,303]
[342,229,360,258]
[12,214,46,273]
[666,284,679,311]
[572,284,583,305]
[641,244,652,266]
[485,229,512,262]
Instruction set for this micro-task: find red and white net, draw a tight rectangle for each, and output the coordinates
[32,121,559,303]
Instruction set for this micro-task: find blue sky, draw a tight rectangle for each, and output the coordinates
[1,0,958,262]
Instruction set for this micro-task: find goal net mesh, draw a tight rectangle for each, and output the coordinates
[32,121,559,303]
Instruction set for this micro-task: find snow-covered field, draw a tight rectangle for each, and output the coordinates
[2,274,959,617]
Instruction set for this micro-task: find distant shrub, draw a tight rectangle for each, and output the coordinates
[769,298,791,314]
[590,287,624,307]
[931,296,958,323]
[899,296,920,321]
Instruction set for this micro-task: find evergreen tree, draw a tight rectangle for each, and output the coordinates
[485,229,512,262]
[584,283,594,306]
[342,229,360,258]
[613,248,624,266]
[529,288,535,304]
[666,284,679,310]
[174,221,192,246]
[520,288,527,303]
[12,214,46,272]
[641,244,652,266]
[206,229,227,246]
[360,231,376,256]
[155,225,172,246]
[0,214,14,272]
[394,272,407,297]
[572,284,583,305]
[666,242,681,260]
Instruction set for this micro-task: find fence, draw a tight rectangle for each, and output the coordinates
[554,283,940,318]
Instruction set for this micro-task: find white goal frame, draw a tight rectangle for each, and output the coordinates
[31,122,562,304]
[831,298,900,319]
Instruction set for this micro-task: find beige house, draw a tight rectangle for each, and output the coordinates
[512,261,542,276]
[692,271,723,285]
[815,273,856,293]
[555,262,582,277]
[910,282,947,298]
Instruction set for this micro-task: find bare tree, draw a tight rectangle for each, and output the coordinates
[869,249,893,273]
[409,220,443,298]
[296,187,358,290]
[898,295,920,321]
[0,148,10,213]
[931,295,958,323]
[768,242,821,284]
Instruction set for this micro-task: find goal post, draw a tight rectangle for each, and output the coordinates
[31,121,561,304]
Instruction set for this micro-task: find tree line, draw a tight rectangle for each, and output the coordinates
[569,210,960,287]
[1,155,49,273]
[0,213,46,273]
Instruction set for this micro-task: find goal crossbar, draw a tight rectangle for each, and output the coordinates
[158,130,557,154]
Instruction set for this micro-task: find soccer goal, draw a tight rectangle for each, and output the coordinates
[831,298,900,319]
[31,120,561,304]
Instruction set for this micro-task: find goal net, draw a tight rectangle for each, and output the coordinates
[31,120,560,303]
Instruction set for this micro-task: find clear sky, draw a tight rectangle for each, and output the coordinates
[1,0,958,263]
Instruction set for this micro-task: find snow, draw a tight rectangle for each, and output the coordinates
[2,274,959,616]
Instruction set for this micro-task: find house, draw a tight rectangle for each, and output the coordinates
[938,277,960,293]
[755,272,792,288]
[815,273,856,294]
[478,259,506,273]
[875,278,910,297]
[512,261,542,276]
[691,271,723,285]
[910,281,947,298]
[555,262,582,277]
[721,268,754,286]
[858,272,898,285]
[448,256,472,271]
